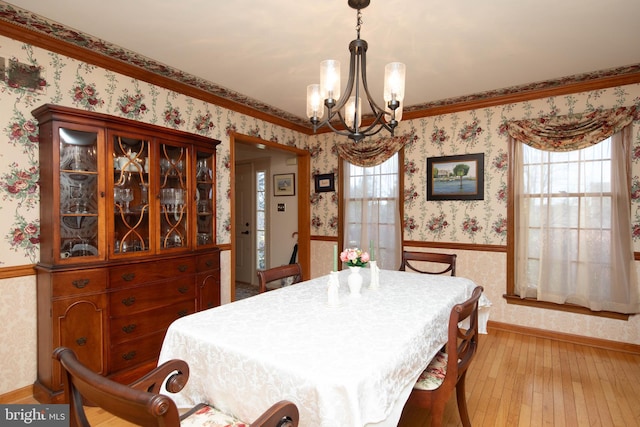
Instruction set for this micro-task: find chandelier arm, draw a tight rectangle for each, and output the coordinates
[357,44,388,116]
[329,39,360,115]
[361,122,390,138]
[324,117,360,138]
[358,111,392,134]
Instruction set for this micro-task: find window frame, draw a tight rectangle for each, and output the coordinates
[505,139,629,320]
[338,150,404,270]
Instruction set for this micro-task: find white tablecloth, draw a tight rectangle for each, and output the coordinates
[159,269,480,427]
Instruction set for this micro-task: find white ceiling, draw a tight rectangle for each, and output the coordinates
[5,0,640,122]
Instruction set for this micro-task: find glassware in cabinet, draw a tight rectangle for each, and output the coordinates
[159,142,189,250]
[195,150,215,246]
[111,134,151,255]
[58,127,100,260]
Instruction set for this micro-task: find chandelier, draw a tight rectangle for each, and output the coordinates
[306,0,406,142]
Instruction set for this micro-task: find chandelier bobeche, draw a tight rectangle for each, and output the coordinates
[306,0,406,142]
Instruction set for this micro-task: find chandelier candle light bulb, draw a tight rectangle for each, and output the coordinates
[306,84,324,120]
[345,96,362,128]
[320,59,340,101]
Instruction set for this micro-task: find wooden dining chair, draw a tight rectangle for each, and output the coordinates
[54,347,299,427]
[257,263,303,293]
[399,251,457,276]
[404,286,483,427]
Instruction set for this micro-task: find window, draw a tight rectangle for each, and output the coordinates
[256,170,266,270]
[508,130,637,315]
[518,138,612,298]
[343,153,401,270]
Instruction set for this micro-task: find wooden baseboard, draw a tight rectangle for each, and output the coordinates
[488,320,640,354]
[0,384,33,403]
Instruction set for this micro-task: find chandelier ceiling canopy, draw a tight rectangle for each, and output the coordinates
[306,0,406,142]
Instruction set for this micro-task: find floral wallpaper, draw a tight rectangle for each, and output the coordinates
[0,36,309,267]
[308,86,640,251]
[0,32,638,269]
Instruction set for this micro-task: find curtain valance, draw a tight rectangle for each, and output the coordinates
[336,130,416,167]
[506,106,636,152]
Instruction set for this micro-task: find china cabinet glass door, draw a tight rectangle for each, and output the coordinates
[58,127,100,260]
[111,134,151,255]
[195,150,215,247]
[159,141,190,250]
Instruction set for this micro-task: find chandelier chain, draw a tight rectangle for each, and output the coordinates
[356,9,363,38]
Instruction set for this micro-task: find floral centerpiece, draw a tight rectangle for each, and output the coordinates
[340,248,370,267]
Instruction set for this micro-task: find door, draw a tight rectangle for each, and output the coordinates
[235,162,254,284]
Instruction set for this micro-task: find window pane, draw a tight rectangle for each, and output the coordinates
[347,201,362,219]
[548,197,578,227]
[257,211,265,229]
[257,191,265,210]
[580,197,610,228]
[350,176,364,197]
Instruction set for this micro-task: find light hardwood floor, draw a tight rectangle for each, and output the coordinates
[11,327,640,426]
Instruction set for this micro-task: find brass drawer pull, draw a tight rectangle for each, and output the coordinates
[76,337,87,346]
[122,272,136,281]
[178,264,188,272]
[178,286,188,294]
[121,296,136,306]
[178,310,188,317]
[122,351,137,361]
[72,279,90,289]
[122,324,137,334]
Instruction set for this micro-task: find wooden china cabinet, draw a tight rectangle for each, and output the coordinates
[33,104,221,403]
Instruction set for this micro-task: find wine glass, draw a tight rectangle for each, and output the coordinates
[69,184,83,213]
[196,159,209,181]
[114,188,122,212]
[121,188,133,213]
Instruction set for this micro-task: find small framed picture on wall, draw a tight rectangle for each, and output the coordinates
[273,173,295,196]
[314,173,335,193]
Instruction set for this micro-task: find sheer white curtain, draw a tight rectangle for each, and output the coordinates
[343,154,401,270]
[514,126,639,313]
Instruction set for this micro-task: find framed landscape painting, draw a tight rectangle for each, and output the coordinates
[273,173,295,196]
[426,153,484,201]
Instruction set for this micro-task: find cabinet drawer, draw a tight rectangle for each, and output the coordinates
[110,300,195,344]
[52,269,107,297]
[110,258,196,288]
[196,251,220,272]
[110,279,196,316]
[109,330,165,373]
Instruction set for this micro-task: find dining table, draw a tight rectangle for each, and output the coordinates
[158,268,482,427]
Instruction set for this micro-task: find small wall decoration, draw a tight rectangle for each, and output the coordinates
[427,153,484,201]
[273,173,295,196]
[277,203,286,212]
[314,173,335,193]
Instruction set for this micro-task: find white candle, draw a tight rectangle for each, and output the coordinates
[333,244,338,272]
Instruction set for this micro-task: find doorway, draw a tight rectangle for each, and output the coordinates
[230,133,310,301]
